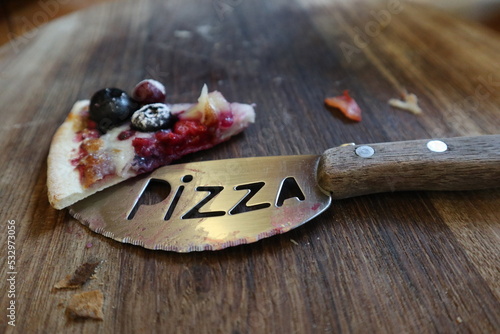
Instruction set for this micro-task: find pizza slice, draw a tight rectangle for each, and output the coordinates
[47,82,255,209]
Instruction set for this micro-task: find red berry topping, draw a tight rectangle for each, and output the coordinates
[132,79,166,104]
[117,129,136,141]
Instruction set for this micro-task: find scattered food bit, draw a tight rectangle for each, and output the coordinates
[456,316,463,323]
[173,30,193,39]
[388,91,423,114]
[54,260,101,289]
[54,278,77,290]
[85,242,93,249]
[290,239,299,246]
[196,24,213,40]
[66,290,104,320]
[324,90,362,122]
[273,76,284,85]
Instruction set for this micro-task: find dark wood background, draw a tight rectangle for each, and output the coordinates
[1,0,499,332]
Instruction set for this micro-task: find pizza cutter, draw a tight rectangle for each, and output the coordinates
[69,135,500,252]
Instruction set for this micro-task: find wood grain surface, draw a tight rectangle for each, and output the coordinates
[0,0,110,47]
[1,0,499,333]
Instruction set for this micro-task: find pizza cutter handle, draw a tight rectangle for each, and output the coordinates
[317,135,500,199]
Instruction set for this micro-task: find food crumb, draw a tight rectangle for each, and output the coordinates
[54,260,101,289]
[66,290,104,320]
[86,242,93,248]
[388,91,423,114]
[324,90,362,122]
[290,239,299,246]
[196,24,213,40]
[174,30,193,39]
[456,316,463,323]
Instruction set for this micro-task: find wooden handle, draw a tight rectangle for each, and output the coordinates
[317,135,500,199]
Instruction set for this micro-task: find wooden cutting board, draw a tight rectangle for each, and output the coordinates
[1,0,499,332]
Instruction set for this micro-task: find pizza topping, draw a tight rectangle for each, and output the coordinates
[181,84,227,126]
[132,79,166,104]
[131,103,176,131]
[324,90,362,122]
[89,88,139,133]
[74,138,116,188]
[117,129,136,141]
[131,120,213,173]
[219,111,234,128]
[77,152,115,188]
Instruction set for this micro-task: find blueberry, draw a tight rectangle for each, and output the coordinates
[89,88,139,133]
[131,103,176,131]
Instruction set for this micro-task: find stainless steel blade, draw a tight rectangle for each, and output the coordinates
[69,155,332,252]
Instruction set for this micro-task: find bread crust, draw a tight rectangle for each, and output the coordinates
[47,101,89,209]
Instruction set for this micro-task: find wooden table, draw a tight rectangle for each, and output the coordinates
[1,0,499,332]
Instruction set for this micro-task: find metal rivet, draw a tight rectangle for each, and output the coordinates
[355,145,375,158]
[427,140,448,153]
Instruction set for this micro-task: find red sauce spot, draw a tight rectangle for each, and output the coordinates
[118,129,136,141]
[71,147,86,166]
[74,128,100,142]
[87,119,98,130]
[219,111,234,128]
[74,133,83,143]
[311,203,321,211]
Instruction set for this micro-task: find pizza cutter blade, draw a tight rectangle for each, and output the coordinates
[69,155,330,252]
[69,135,500,252]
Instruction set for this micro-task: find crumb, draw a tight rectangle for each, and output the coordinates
[324,90,362,122]
[66,290,104,320]
[174,30,193,39]
[456,316,463,323]
[55,275,79,289]
[196,24,213,40]
[85,242,93,248]
[273,77,284,85]
[55,261,101,289]
[388,91,423,114]
[290,239,299,246]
